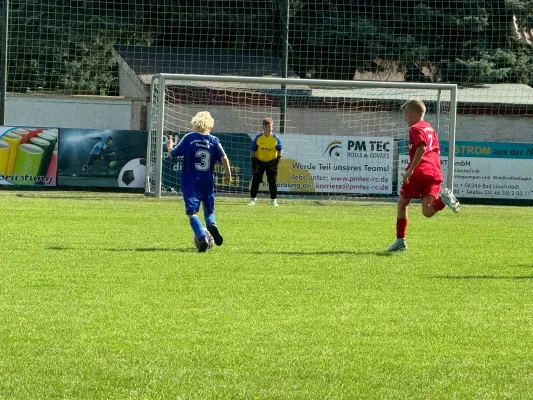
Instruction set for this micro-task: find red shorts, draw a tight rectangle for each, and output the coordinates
[400,168,442,200]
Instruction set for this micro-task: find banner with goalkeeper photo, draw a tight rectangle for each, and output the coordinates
[0,126,58,187]
[58,128,147,189]
[268,135,394,195]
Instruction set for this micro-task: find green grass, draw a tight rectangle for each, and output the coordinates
[1,191,532,399]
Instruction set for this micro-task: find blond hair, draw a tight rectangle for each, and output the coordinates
[191,111,214,133]
[401,99,426,116]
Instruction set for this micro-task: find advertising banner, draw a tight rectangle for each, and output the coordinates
[398,140,533,200]
[273,135,393,194]
[162,133,393,195]
[58,129,148,188]
[0,126,58,187]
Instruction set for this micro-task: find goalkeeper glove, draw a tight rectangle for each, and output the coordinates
[270,156,281,172]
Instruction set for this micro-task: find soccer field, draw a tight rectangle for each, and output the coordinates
[1,191,532,399]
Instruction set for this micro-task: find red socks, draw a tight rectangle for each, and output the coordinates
[396,218,408,239]
[432,197,445,211]
[395,198,443,240]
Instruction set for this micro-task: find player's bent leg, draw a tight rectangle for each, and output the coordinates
[203,196,223,246]
[206,224,223,246]
[421,181,445,217]
[86,155,100,170]
[421,195,438,218]
[439,187,461,212]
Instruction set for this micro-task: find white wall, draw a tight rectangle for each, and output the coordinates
[5,94,133,130]
[5,94,532,143]
[118,67,148,100]
[163,104,533,143]
[455,114,533,143]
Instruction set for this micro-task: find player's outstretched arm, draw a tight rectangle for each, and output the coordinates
[221,155,232,184]
[167,138,182,158]
[166,139,174,156]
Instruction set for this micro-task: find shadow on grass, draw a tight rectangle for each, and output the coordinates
[47,246,395,256]
[108,247,197,253]
[429,275,533,279]
[242,250,394,256]
[15,193,141,201]
[47,246,196,253]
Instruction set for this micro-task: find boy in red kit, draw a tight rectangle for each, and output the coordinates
[388,100,460,252]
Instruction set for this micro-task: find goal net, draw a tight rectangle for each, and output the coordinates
[147,74,457,199]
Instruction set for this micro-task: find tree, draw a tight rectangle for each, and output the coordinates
[289,0,533,84]
[6,0,533,94]
[8,0,152,94]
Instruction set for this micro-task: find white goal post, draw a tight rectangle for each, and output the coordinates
[146,74,457,199]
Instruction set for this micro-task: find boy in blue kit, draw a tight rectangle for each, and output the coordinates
[167,111,232,252]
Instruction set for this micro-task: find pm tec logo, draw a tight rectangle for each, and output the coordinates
[324,140,342,157]
[324,140,391,157]
[347,140,390,152]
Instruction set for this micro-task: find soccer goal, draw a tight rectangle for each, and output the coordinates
[146,74,457,199]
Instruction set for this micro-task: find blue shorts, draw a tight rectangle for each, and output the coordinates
[183,192,215,216]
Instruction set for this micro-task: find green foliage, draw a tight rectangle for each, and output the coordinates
[9,0,153,95]
[291,0,533,83]
[6,0,533,93]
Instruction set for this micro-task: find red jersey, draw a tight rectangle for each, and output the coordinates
[408,120,442,179]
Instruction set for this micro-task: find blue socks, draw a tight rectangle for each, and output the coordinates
[204,211,216,227]
[189,215,206,239]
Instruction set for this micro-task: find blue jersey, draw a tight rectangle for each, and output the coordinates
[170,132,226,196]
[90,141,108,155]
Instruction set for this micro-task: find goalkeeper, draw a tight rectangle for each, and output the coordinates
[248,118,283,206]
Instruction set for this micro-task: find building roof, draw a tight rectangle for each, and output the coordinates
[113,45,312,96]
[113,46,533,111]
[114,45,299,85]
[311,84,533,109]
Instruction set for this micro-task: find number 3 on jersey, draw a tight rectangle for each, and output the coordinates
[195,149,211,171]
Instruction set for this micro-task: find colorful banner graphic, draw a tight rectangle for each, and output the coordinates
[0,126,58,186]
[45,149,58,187]
[0,140,10,175]
[13,144,44,184]
[58,129,147,188]
[398,140,533,200]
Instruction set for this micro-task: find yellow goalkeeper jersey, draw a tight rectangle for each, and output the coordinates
[251,133,283,162]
